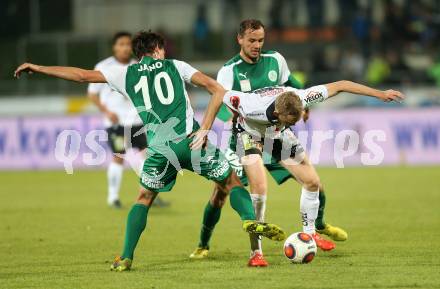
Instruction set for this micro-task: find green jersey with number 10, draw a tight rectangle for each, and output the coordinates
[99,56,198,147]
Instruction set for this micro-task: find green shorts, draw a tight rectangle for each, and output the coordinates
[225,131,296,186]
[140,136,232,193]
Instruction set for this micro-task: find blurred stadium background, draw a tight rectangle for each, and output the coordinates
[1,0,440,170]
[1,1,440,288]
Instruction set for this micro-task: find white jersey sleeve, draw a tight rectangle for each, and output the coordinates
[88,63,105,94]
[216,65,234,90]
[223,90,250,112]
[87,82,104,94]
[273,52,291,85]
[98,65,129,97]
[296,85,329,108]
[223,90,276,115]
[173,60,198,84]
[223,89,279,137]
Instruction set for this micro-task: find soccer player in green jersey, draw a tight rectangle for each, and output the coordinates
[190,19,347,266]
[14,31,287,271]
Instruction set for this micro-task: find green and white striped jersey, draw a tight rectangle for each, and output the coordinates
[215,50,302,121]
[217,50,293,91]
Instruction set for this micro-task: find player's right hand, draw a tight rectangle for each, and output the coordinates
[189,129,209,150]
[14,63,40,78]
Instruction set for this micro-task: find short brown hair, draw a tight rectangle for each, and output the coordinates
[132,30,165,59]
[238,19,265,36]
[275,91,303,122]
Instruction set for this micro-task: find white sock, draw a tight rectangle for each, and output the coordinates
[300,187,319,235]
[107,162,123,204]
[250,194,267,254]
[250,194,267,222]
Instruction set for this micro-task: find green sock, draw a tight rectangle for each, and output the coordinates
[229,186,256,221]
[316,189,326,230]
[121,203,149,260]
[198,201,222,248]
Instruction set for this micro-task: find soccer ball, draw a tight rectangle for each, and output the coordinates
[283,232,317,264]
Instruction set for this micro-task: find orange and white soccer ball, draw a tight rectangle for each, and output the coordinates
[283,232,317,264]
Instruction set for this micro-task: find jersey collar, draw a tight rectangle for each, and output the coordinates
[238,52,261,65]
[139,55,157,63]
[265,102,278,124]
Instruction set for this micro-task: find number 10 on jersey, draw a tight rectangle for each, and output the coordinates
[134,72,175,110]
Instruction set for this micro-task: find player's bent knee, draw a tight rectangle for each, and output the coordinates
[211,185,228,208]
[304,177,320,192]
[112,155,124,164]
[250,181,267,196]
[137,187,157,206]
[218,171,242,192]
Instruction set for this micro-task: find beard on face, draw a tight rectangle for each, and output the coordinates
[245,50,260,63]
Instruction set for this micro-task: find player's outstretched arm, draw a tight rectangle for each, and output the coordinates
[325,80,404,102]
[189,72,226,150]
[14,63,106,83]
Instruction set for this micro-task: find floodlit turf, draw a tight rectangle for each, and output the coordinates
[1,166,439,289]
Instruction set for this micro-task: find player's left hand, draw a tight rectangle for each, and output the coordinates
[189,129,209,150]
[380,89,405,103]
[14,63,41,78]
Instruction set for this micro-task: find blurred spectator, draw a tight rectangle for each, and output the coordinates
[428,56,440,87]
[386,49,408,71]
[352,8,371,58]
[269,0,284,31]
[307,0,324,28]
[338,0,358,27]
[366,52,390,85]
[193,4,210,54]
[385,49,410,84]
[340,47,365,81]
[382,0,408,49]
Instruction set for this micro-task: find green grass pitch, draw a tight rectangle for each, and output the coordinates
[1,166,439,289]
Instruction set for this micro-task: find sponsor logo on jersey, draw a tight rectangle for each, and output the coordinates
[268,70,278,82]
[238,72,248,79]
[207,159,230,179]
[141,170,165,189]
[224,149,243,176]
[304,91,323,104]
[239,79,251,91]
[253,86,284,97]
[301,212,308,226]
[230,95,240,109]
[245,112,265,117]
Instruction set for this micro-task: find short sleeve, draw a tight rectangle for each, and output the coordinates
[297,85,329,107]
[223,90,240,112]
[98,65,128,97]
[87,82,104,94]
[274,52,291,85]
[223,90,253,112]
[173,60,198,83]
[88,63,104,94]
[217,65,234,90]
